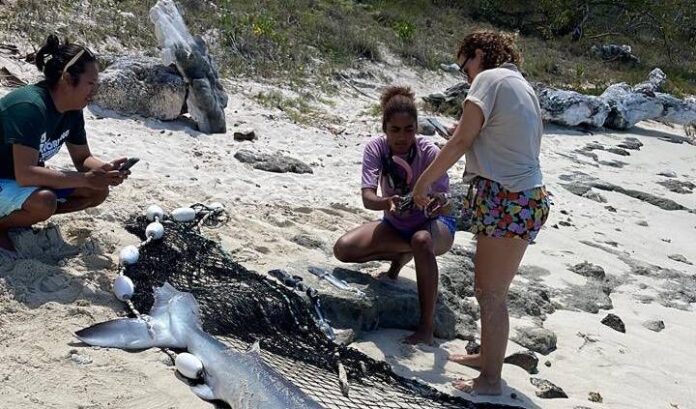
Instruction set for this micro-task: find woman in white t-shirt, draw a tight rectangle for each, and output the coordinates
[412,30,551,395]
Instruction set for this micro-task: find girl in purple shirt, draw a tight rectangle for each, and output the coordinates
[333,86,456,345]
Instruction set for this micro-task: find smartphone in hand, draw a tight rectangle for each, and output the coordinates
[118,157,140,172]
[426,118,453,139]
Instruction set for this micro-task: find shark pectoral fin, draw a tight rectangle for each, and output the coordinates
[76,318,156,349]
[190,383,216,401]
[75,316,182,349]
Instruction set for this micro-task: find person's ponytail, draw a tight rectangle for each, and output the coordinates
[35,34,61,73]
[33,34,96,87]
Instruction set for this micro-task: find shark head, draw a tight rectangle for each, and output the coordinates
[76,282,202,350]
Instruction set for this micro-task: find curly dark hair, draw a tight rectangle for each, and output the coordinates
[457,30,522,70]
[380,85,417,132]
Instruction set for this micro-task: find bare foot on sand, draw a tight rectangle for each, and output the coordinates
[403,328,434,346]
[449,353,482,369]
[385,253,412,279]
[452,376,502,395]
[0,230,15,251]
[376,271,398,282]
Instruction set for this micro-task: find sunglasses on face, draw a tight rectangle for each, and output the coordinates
[459,56,470,75]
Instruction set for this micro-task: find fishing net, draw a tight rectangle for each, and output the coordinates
[122,213,519,409]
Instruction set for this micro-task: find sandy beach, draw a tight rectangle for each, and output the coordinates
[0,53,695,409]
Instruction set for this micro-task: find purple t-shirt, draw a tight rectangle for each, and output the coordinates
[361,136,449,232]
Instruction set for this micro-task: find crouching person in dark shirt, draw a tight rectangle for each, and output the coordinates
[0,35,129,252]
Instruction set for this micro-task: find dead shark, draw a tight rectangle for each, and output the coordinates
[76,282,323,408]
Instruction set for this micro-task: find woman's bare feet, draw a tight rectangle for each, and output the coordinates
[0,230,15,251]
[449,353,483,369]
[452,375,502,395]
[403,327,434,345]
[385,253,413,279]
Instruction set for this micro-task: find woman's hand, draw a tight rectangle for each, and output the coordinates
[412,180,430,209]
[384,195,401,213]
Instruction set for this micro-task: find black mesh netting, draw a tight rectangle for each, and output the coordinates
[123,215,520,409]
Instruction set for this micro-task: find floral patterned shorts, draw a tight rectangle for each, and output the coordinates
[461,177,550,243]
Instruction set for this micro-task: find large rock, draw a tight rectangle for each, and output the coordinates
[590,44,639,64]
[511,326,557,355]
[285,267,458,339]
[422,82,470,118]
[601,68,696,130]
[150,0,228,133]
[534,84,610,127]
[92,56,186,120]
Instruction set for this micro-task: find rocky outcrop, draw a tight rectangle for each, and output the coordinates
[234,149,313,174]
[424,68,696,131]
[591,44,639,64]
[535,85,610,127]
[150,0,228,133]
[92,56,186,120]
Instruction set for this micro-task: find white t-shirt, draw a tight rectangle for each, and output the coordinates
[464,63,544,192]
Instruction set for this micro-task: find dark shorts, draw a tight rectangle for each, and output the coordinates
[462,177,550,243]
[382,215,457,241]
[54,188,75,200]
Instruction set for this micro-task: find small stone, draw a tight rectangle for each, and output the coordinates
[605,205,617,212]
[582,189,607,203]
[333,328,355,345]
[588,391,603,403]
[559,221,572,227]
[233,129,257,141]
[636,220,649,227]
[642,320,665,332]
[512,326,557,355]
[465,340,480,355]
[70,352,93,365]
[530,377,568,399]
[658,170,677,178]
[545,360,552,367]
[569,261,606,280]
[668,254,692,265]
[601,313,626,333]
[504,350,539,374]
[617,137,642,150]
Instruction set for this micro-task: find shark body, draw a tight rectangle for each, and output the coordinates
[76,282,322,408]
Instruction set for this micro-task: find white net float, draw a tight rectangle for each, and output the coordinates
[172,207,196,222]
[113,275,135,301]
[119,245,140,265]
[145,221,164,240]
[146,205,164,222]
[175,352,203,379]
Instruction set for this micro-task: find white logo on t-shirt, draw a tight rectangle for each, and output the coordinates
[39,130,70,162]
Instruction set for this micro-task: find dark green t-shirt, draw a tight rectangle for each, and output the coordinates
[0,82,87,179]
